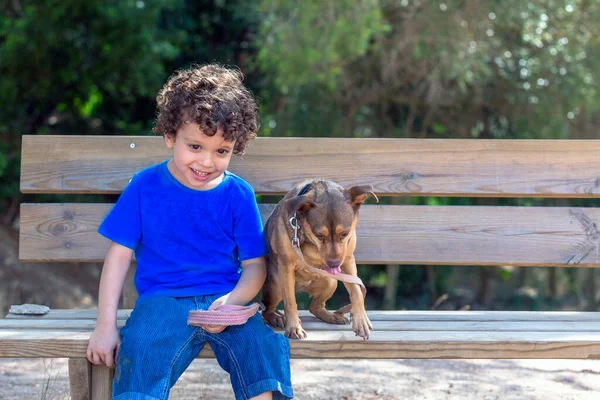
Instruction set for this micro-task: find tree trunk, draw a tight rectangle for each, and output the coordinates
[426,265,437,303]
[548,268,558,298]
[478,267,492,307]
[585,268,597,311]
[518,267,529,288]
[383,264,400,310]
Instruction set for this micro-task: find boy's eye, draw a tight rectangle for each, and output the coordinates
[189,144,201,150]
[217,149,230,155]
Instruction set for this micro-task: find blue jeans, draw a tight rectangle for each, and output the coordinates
[112,294,293,399]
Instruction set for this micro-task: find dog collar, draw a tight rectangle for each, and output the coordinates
[288,183,312,247]
[297,183,311,196]
[289,212,301,248]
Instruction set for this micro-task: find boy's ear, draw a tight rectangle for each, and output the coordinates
[164,134,176,149]
[285,194,316,216]
[346,185,379,208]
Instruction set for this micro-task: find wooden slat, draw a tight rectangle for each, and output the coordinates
[2,318,600,332]
[20,203,600,266]
[21,135,600,197]
[8,309,600,322]
[68,359,91,400]
[122,263,137,309]
[1,329,600,359]
[8,309,600,323]
[91,365,113,400]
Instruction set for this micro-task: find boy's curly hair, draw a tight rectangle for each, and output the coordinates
[153,64,259,155]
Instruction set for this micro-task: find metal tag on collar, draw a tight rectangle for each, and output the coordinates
[289,211,300,248]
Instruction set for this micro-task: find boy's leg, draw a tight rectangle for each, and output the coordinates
[250,393,273,400]
[112,296,206,400]
[207,313,293,400]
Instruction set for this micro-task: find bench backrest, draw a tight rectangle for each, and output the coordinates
[20,135,600,303]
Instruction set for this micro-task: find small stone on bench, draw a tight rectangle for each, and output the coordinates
[8,304,50,315]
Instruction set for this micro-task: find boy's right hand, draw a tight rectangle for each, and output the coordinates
[86,324,120,368]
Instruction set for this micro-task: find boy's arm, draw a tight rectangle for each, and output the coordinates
[226,256,267,306]
[87,241,133,367]
[96,242,133,325]
[201,256,266,334]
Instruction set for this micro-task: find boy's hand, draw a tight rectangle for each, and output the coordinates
[201,293,231,334]
[87,324,120,368]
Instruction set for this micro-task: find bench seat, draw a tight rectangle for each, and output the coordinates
[3,310,600,359]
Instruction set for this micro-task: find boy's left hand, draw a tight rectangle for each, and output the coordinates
[200,293,231,334]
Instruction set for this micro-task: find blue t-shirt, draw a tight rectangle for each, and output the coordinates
[98,160,268,301]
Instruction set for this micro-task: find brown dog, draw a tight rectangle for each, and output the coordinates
[261,179,378,340]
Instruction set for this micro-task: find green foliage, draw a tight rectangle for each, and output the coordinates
[0,0,182,211]
[0,0,262,214]
[257,0,386,91]
[256,0,600,139]
[0,0,180,135]
[0,141,18,203]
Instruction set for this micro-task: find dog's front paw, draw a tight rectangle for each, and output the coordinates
[351,313,373,340]
[284,325,308,339]
[262,310,286,328]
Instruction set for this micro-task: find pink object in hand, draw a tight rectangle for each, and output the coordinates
[187,303,262,327]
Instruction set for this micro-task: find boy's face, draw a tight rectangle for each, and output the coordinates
[165,122,235,190]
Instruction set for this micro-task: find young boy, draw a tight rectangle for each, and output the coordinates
[87,64,293,400]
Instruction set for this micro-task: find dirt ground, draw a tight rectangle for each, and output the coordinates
[1,357,600,399]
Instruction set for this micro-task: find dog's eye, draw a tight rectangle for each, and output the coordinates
[340,232,349,239]
[315,235,326,243]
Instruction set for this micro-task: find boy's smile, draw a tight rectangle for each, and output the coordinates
[165,122,235,190]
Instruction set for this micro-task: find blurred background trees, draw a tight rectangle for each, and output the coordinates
[258,0,600,139]
[1,0,599,312]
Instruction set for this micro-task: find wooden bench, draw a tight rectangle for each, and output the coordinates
[2,135,600,399]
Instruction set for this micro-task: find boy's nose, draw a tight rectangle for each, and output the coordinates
[200,156,214,167]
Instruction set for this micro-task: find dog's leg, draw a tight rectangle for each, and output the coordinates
[341,257,373,340]
[279,261,307,339]
[307,278,349,325]
[262,266,286,328]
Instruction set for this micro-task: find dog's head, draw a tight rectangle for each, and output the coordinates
[285,180,378,275]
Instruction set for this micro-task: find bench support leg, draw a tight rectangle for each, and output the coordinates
[91,364,114,400]
[68,358,92,400]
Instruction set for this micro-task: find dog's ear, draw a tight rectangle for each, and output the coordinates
[346,185,379,207]
[285,194,316,215]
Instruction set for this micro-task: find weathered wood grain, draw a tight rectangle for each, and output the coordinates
[1,329,600,359]
[122,263,137,309]
[2,318,600,332]
[5,311,600,360]
[68,359,91,400]
[20,203,600,266]
[8,309,600,322]
[91,364,113,400]
[21,136,600,197]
